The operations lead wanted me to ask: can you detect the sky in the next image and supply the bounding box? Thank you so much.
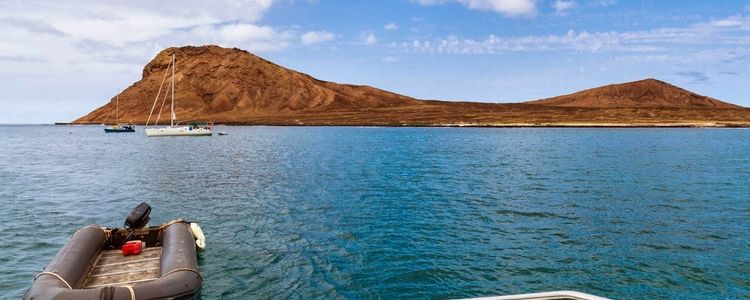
[1,0,749,123]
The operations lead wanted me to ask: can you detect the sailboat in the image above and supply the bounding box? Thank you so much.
[104,91,135,133]
[145,53,212,137]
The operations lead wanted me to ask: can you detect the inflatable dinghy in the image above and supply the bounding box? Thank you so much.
[24,202,205,300]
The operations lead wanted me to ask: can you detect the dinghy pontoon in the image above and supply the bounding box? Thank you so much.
[24,203,205,300]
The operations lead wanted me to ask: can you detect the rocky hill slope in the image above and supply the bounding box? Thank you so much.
[75,45,418,124]
[74,45,749,127]
[526,79,739,108]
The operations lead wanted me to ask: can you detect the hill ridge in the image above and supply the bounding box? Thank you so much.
[73,45,749,126]
[75,45,419,124]
[526,78,739,109]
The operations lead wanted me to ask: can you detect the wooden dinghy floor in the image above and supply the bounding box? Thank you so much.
[83,247,163,288]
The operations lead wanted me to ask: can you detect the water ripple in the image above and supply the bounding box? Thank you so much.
[1,126,749,299]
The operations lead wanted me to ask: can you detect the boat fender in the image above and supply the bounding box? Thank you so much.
[189,222,206,251]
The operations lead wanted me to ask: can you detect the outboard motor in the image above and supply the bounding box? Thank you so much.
[125,202,151,229]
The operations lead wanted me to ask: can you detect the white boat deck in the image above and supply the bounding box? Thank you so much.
[145,127,212,136]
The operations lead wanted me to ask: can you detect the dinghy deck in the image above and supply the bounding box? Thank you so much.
[83,247,162,288]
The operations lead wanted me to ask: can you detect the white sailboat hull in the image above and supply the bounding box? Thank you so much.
[144,54,212,137]
[145,127,212,137]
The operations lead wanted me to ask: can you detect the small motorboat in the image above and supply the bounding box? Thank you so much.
[104,91,136,133]
[104,124,136,133]
[217,131,227,136]
[24,202,205,300]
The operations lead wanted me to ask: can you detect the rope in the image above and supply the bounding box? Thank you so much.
[159,268,202,281]
[71,226,109,248]
[124,285,136,300]
[146,58,173,126]
[154,82,171,127]
[78,225,105,232]
[162,219,185,229]
[35,272,72,289]
[73,225,105,238]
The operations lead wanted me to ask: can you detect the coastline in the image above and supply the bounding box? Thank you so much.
[64,121,750,128]
[69,46,750,132]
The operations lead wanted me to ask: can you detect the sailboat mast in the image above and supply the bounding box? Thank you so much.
[171,53,175,127]
[116,90,119,123]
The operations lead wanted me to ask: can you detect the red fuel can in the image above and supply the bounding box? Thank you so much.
[122,240,144,256]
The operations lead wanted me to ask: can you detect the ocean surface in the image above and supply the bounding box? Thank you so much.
[1,125,748,299]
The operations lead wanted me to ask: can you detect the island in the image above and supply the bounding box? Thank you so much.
[74,45,750,127]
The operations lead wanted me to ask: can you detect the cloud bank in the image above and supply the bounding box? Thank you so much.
[301,31,335,45]
[553,0,576,14]
[414,0,537,17]
[0,0,288,74]
[394,15,750,54]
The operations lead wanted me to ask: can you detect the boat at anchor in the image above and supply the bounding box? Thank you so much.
[104,91,135,133]
[23,202,205,300]
[144,53,211,137]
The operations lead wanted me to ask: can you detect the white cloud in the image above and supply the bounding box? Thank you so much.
[301,30,335,45]
[391,16,750,54]
[382,56,400,63]
[414,0,537,17]
[594,0,617,7]
[709,17,743,27]
[399,31,637,54]
[553,0,576,14]
[394,15,750,54]
[364,33,378,45]
[0,0,288,75]
[186,24,293,51]
[384,23,399,30]
[675,71,709,82]
[6,0,274,45]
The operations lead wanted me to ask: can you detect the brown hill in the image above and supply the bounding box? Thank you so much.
[75,45,419,124]
[74,45,750,127]
[526,78,740,108]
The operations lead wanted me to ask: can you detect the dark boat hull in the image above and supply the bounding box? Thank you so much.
[104,127,135,133]
[24,221,202,300]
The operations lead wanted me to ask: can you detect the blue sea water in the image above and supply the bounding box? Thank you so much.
[0,125,749,299]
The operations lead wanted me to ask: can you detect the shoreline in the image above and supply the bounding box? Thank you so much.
[60,122,750,128]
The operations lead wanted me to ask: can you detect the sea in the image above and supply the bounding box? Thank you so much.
[1,125,748,299]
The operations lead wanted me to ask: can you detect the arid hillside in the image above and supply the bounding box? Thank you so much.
[526,78,739,109]
[75,45,419,124]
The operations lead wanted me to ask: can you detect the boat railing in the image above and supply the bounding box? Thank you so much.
[458,290,610,300]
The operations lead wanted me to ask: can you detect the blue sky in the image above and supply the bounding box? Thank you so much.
[1,0,749,123]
